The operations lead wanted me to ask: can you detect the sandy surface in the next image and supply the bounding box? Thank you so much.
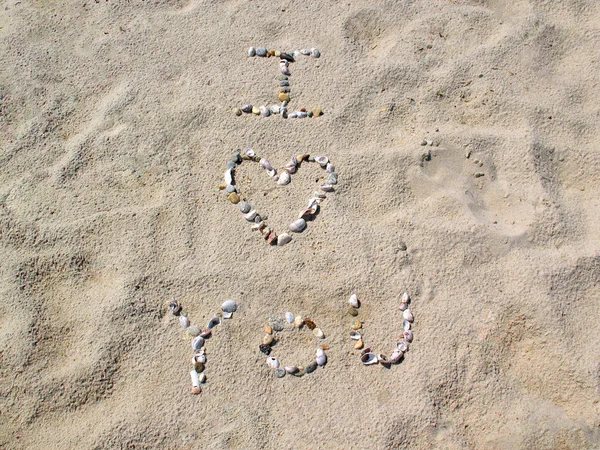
[1,0,600,448]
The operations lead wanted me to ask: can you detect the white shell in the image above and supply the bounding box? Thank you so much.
[313,328,324,338]
[403,309,414,322]
[403,320,411,331]
[361,352,378,365]
[222,300,238,313]
[294,316,304,328]
[289,218,306,232]
[397,341,409,352]
[267,356,280,369]
[288,112,298,119]
[284,366,299,374]
[269,105,280,114]
[191,336,204,351]
[280,66,291,76]
[349,294,359,308]
[349,331,362,340]
[277,233,292,246]
[315,348,327,366]
[404,330,413,343]
[399,303,408,311]
[389,349,404,364]
[285,312,295,323]
[223,311,233,319]
[266,169,276,177]
[245,148,255,157]
[260,158,273,171]
[179,316,190,329]
[401,292,410,303]
[224,169,233,185]
[326,163,335,173]
[278,171,291,185]
[193,354,206,364]
[315,156,329,167]
[244,210,257,221]
[377,354,388,364]
[190,370,200,388]
[260,105,270,117]
[320,184,334,192]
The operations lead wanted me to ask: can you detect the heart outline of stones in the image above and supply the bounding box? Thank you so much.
[223,148,339,246]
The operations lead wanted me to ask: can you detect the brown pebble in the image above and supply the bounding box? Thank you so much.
[219,184,226,190]
[266,231,278,245]
[263,334,274,345]
[234,108,242,116]
[312,108,323,117]
[321,344,330,350]
[297,154,310,162]
[347,307,359,317]
[354,340,364,350]
[265,325,273,334]
[278,92,290,102]
[304,318,317,330]
[352,319,362,330]
[191,386,202,395]
[228,192,240,204]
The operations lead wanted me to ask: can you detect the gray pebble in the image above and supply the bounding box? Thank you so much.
[239,202,251,213]
[308,156,315,162]
[226,161,237,170]
[305,361,318,374]
[187,326,201,337]
[241,104,253,113]
[234,108,242,116]
[254,215,262,223]
[261,214,268,221]
[279,86,290,93]
[248,47,256,57]
[269,316,285,332]
[275,368,286,378]
[398,241,408,251]
[307,111,313,118]
[326,173,338,185]
[280,80,290,87]
[256,47,267,57]
[421,140,428,146]
[226,184,236,193]
[276,75,288,81]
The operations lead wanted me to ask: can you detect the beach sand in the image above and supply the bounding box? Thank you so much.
[1,0,599,448]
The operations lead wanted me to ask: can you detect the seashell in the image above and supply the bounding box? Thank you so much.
[320,184,334,192]
[403,309,414,323]
[169,298,182,316]
[314,192,326,199]
[190,370,200,388]
[289,218,306,232]
[311,48,320,58]
[266,231,278,245]
[294,316,304,328]
[267,169,276,177]
[244,210,257,221]
[260,106,270,117]
[245,148,255,158]
[288,111,298,119]
[403,320,411,331]
[275,368,286,378]
[256,47,267,57]
[270,105,280,114]
[193,353,206,363]
[399,302,408,311]
[280,108,288,118]
[259,158,273,171]
[261,226,271,236]
[300,49,311,55]
[198,372,206,383]
[354,339,364,350]
[280,65,291,76]
[278,171,291,185]
[389,349,404,364]
[191,386,201,395]
[207,316,221,329]
[315,348,327,366]
[222,300,238,313]
[304,318,317,330]
[296,111,307,118]
[222,311,233,319]
[313,328,324,338]
[277,233,292,246]
[349,294,360,308]
[179,316,190,329]
[224,169,233,185]
[401,292,410,303]
[403,330,413,343]
[239,202,251,214]
[361,347,372,355]
[377,354,389,364]
[187,326,201,337]
[293,50,301,57]
[284,366,299,374]
[241,104,253,113]
[267,356,280,369]
[280,59,289,67]
[350,330,362,340]
[361,352,378,365]
[397,341,409,352]
[199,329,211,338]
[293,367,306,377]
[259,344,271,355]
[314,156,329,167]
[252,221,265,231]
[248,47,256,57]
[285,312,295,323]
[191,336,204,351]
[284,163,297,174]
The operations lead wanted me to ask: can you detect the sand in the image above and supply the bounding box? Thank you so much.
[1,0,599,448]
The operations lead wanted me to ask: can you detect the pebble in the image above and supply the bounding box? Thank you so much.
[226,184,236,193]
[326,173,338,185]
[475,172,485,178]
[303,318,317,330]
[352,319,362,330]
[263,334,274,345]
[347,307,359,317]
[312,108,323,117]
[354,340,364,350]
[305,361,318,374]
[313,328,324,338]
[222,300,238,313]
[241,104,253,113]
[252,106,260,115]
[280,80,289,87]
[234,108,242,116]
[239,202,251,213]
[226,161,237,170]
[278,92,290,102]
[279,86,291,93]
[276,74,288,81]
[228,193,240,204]
[187,326,201,337]
[260,106,270,117]
[256,47,267,57]
[207,316,221,329]
[248,47,255,57]
[311,48,320,58]
[259,344,271,355]
[275,368,286,378]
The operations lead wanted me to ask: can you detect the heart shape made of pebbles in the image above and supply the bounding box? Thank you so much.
[223,148,338,246]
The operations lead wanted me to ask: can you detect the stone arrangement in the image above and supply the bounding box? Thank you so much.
[234,47,323,119]
[222,148,338,246]
[169,298,238,395]
[347,292,414,367]
[260,311,328,378]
